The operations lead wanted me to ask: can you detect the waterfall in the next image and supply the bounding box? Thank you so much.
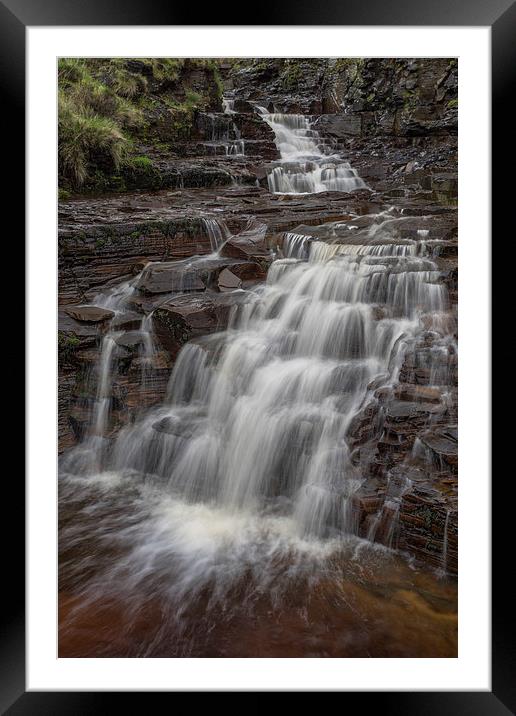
[92,333,120,436]
[283,232,313,259]
[225,139,245,157]
[201,216,266,256]
[366,471,413,548]
[256,107,367,195]
[140,312,157,391]
[58,73,458,657]
[60,216,268,456]
[202,216,232,253]
[59,204,457,644]
[202,98,246,157]
[222,96,236,114]
[103,225,447,549]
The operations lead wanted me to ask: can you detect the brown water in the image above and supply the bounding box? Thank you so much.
[58,472,457,658]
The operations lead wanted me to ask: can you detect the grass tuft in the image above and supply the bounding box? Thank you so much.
[58,89,127,187]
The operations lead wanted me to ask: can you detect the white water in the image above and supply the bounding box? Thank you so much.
[93,333,120,435]
[61,218,265,452]
[366,471,413,548]
[222,96,236,114]
[202,216,232,253]
[106,225,446,544]
[203,100,245,157]
[256,107,367,194]
[60,207,455,615]
[202,216,267,256]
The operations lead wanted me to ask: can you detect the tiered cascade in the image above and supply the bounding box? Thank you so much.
[256,108,366,194]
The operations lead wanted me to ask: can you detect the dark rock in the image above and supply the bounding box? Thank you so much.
[137,264,206,294]
[110,311,143,331]
[153,292,253,357]
[419,428,458,468]
[385,400,443,421]
[313,114,362,138]
[228,261,267,283]
[114,331,146,349]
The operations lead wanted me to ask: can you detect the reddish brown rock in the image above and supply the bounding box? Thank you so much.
[153,292,253,358]
[64,306,114,323]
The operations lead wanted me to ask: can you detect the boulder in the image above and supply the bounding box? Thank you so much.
[153,292,254,357]
[313,114,362,139]
[222,239,269,260]
[64,306,114,323]
[419,428,458,469]
[114,331,147,349]
[110,311,143,331]
[136,264,206,294]
[218,268,242,292]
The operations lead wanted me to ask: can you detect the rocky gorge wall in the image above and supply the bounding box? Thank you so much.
[58,57,458,574]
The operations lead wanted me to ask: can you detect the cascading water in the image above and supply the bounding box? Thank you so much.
[60,208,457,656]
[202,98,245,157]
[202,216,232,253]
[57,63,458,656]
[256,107,366,194]
[222,96,236,114]
[66,215,448,550]
[60,216,266,458]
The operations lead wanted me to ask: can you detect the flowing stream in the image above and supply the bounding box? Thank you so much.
[59,106,457,657]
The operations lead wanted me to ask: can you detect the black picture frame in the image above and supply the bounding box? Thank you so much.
[6,0,512,708]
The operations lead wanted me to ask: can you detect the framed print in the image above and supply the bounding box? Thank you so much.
[6,0,511,708]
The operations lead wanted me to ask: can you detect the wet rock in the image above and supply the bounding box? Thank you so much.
[385,400,444,421]
[115,351,172,413]
[218,268,242,292]
[114,331,146,349]
[153,292,253,357]
[152,415,194,438]
[64,306,114,323]
[136,264,206,294]
[135,258,265,295]
[424,173,458,202]
[313,114,362,138]
[419,428,458,468]
[58,368,79,452]
[228,261,267,283]
[222,238,269,260]
[398,491,457,574]
[110,311,143,331]
[59,216,212,304]
[395,384,443,404]
[352,485,383,515]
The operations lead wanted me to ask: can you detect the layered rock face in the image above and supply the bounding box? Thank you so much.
[58,57,457,575]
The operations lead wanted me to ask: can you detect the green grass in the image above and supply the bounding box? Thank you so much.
[184,89,204,109]
[58,89,128,187]
[58,60,144,188]
[58,58,221,191]
[143,58,184,82]
[58,331,81,364]
[128,155,154,170]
